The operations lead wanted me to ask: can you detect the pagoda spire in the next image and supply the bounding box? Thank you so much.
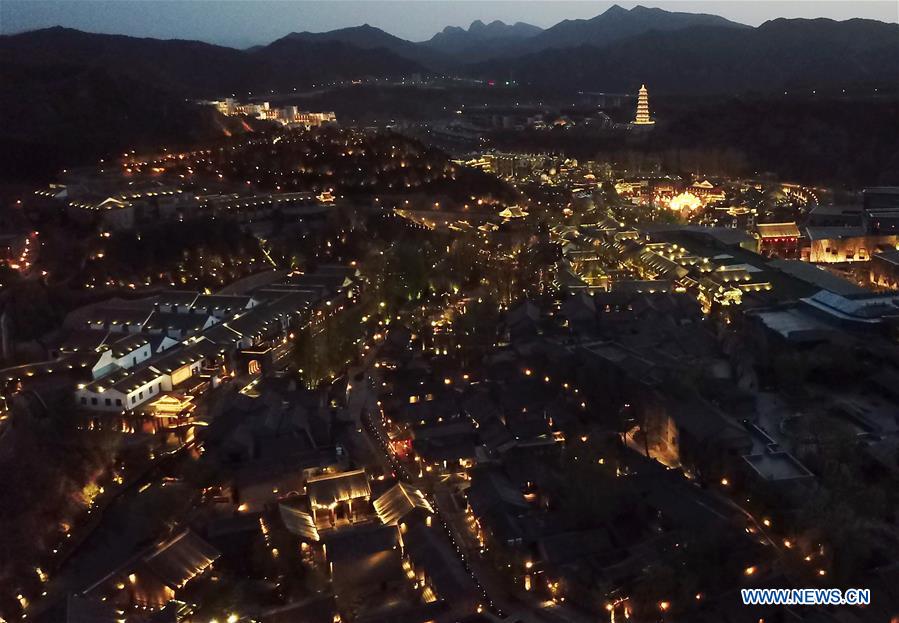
[634,84,655,126]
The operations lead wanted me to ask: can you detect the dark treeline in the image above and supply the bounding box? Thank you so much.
[489,95,899,189]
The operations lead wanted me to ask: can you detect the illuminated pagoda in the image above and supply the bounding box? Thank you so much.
[634,84,655,126]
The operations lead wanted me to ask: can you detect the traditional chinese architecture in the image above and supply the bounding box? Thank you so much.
[756,222,802,258]
[306,469,372,529]
[633,84,655,126]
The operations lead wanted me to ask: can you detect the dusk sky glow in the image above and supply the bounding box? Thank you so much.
[2,0,897,48]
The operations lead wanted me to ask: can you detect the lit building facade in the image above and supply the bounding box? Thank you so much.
[755,222,801,259]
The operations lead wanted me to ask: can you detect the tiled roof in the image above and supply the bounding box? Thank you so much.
[306,469,370,508]
[142,529,220,589]
[373,482,433,525]
[756,222,800,239]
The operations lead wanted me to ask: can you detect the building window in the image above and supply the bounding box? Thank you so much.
[131,396,136,405]
[116,399,122,406]
[80,397,87,405]
[91,397,98,405]
[138,391,143,399]
[105,398,111,406]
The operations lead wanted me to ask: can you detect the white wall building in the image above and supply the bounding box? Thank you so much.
[90,335,153,380]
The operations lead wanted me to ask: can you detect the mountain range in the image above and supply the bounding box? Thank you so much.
[472,16,899,93]
[421,4,746,62]
[255,5,750,67]
[0,6,899,97]
[3,5,897,96]
[2,4,898,181]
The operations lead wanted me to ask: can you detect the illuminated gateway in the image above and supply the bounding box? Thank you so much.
[634,84,655,126]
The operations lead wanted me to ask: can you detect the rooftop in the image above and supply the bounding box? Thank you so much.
[874,249,899,267]
[306,469,371,508]
[749,307,837,342]
[767,259,868,297]
[144,311,214,332]
[744,452,814,482]
[142,529,220,589]
[756,222,800,239]
[805,226,867,240]
[192,293,255,311]
[280,500,320,541]
[321,522,400,562]
[373,482,433,525]
[108,333,151,358]
[802,290,899,323]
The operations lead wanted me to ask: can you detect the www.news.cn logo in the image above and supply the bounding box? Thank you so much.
[742,588,870,606]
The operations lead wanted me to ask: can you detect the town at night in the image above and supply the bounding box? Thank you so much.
[2,2,899,622]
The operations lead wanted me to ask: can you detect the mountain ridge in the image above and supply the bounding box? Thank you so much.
[3,10,898,183]
[272,24,450,69]
[5,10,898,95]
[523,3,748,53]
[469,19,899,94]
[418,4,749,62]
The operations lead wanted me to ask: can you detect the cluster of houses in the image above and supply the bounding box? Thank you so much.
[360,296,766,619]
[608,177,899,274]
[557,218,899,325]
[615,177,727,207]
[756,196,899,264]
[210,98,336,128]
[67,365,484,623]
[2,265,358,436]
[34,169,337,232]
[364,235,899,621]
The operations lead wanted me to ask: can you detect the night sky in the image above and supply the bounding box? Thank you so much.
[2,0,897,48]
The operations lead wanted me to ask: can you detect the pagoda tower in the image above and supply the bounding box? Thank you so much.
[634,84,655,126]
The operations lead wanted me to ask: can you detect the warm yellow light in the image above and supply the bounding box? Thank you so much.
[666,191,702,212]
